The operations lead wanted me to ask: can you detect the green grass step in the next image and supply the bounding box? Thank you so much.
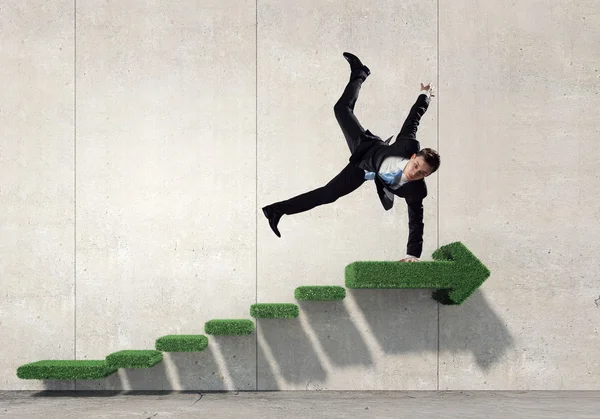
[344,241,491,305]
[105,350,163,369]
[294,286,346,301]
[250,303,299,318]
[16,360,118,380]
[204,319,255,335]
[155,335,209,352]
[345,261,439,288]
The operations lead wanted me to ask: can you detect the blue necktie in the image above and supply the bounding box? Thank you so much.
[365,169,402,184]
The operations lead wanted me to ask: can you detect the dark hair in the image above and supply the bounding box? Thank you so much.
[417,148,440,173]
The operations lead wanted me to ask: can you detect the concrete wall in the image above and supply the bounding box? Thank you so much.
[1,0,599,391]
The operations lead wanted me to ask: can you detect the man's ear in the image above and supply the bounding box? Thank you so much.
[410,153,416,159]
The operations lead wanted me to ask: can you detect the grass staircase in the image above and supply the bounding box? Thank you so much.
[17,241,490,380]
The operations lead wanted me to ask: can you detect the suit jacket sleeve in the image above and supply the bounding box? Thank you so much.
[405,195,424,258]
[398,93,430,139]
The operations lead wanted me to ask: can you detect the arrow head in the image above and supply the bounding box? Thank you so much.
[431,241,491,305]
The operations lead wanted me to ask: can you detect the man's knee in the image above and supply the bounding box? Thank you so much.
[333,102,345,112]
[334,102,350,117]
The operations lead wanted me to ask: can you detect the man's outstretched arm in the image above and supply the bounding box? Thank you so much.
[399,196,424,262]
[397,83,435,140]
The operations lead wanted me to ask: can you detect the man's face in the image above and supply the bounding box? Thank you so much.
[405,154,433,181]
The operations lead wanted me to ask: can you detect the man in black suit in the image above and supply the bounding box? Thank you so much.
[262,52,440,262]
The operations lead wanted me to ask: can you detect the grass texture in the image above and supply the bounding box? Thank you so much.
[105,350,163,369]
[155,335,209,352]
[345,241,490,305]
[250,303,299,318]
[16,360,117,380]
[294,285,346,301]
[204,319,255,335]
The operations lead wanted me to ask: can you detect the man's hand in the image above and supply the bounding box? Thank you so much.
[420,82,435,97]
[398,256,420,262]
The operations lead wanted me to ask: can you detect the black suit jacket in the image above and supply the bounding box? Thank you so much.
[348,93,430,257]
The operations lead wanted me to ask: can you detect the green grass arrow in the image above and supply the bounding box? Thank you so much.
[345,241,490,305]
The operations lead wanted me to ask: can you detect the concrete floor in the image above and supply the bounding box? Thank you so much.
[2,391,600,418]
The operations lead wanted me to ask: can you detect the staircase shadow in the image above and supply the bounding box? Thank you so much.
[38,360,170,394]
[77,359,171,391]
[350,288,514,370]
[438,290,516,369]
[40,379,78,392]
[35,287,511,392]
[40,366,128,393]
[38,336,256,393]
[257,336,279,390]
[172,336,255,390]
[298,300,373,367]
[258,318,326,386]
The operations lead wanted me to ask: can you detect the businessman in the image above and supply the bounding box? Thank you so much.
[262,52,440,262]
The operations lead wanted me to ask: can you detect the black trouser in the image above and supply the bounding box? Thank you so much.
[273,75,369,215]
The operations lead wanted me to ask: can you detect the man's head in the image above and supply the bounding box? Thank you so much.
[404,148,440,181]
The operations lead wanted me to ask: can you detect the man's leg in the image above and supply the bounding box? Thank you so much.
[277,69,370,215]
[275,163,365,214]
[263,163,366,236]
[334,61,371,154]
[262,53,371,237]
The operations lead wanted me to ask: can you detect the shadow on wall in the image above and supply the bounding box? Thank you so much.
[258,317,327,387]
[39,336,258,393]
[298,300,374,368]
[438,290,515,369]
[257,336,279,390]
[350,288,514,369]
[257,300,374,389]
[36,287,512,393]
[173,336,256,391]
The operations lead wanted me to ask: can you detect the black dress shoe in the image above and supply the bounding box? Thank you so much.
[262,205,282,238]
[343,52,371,77]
